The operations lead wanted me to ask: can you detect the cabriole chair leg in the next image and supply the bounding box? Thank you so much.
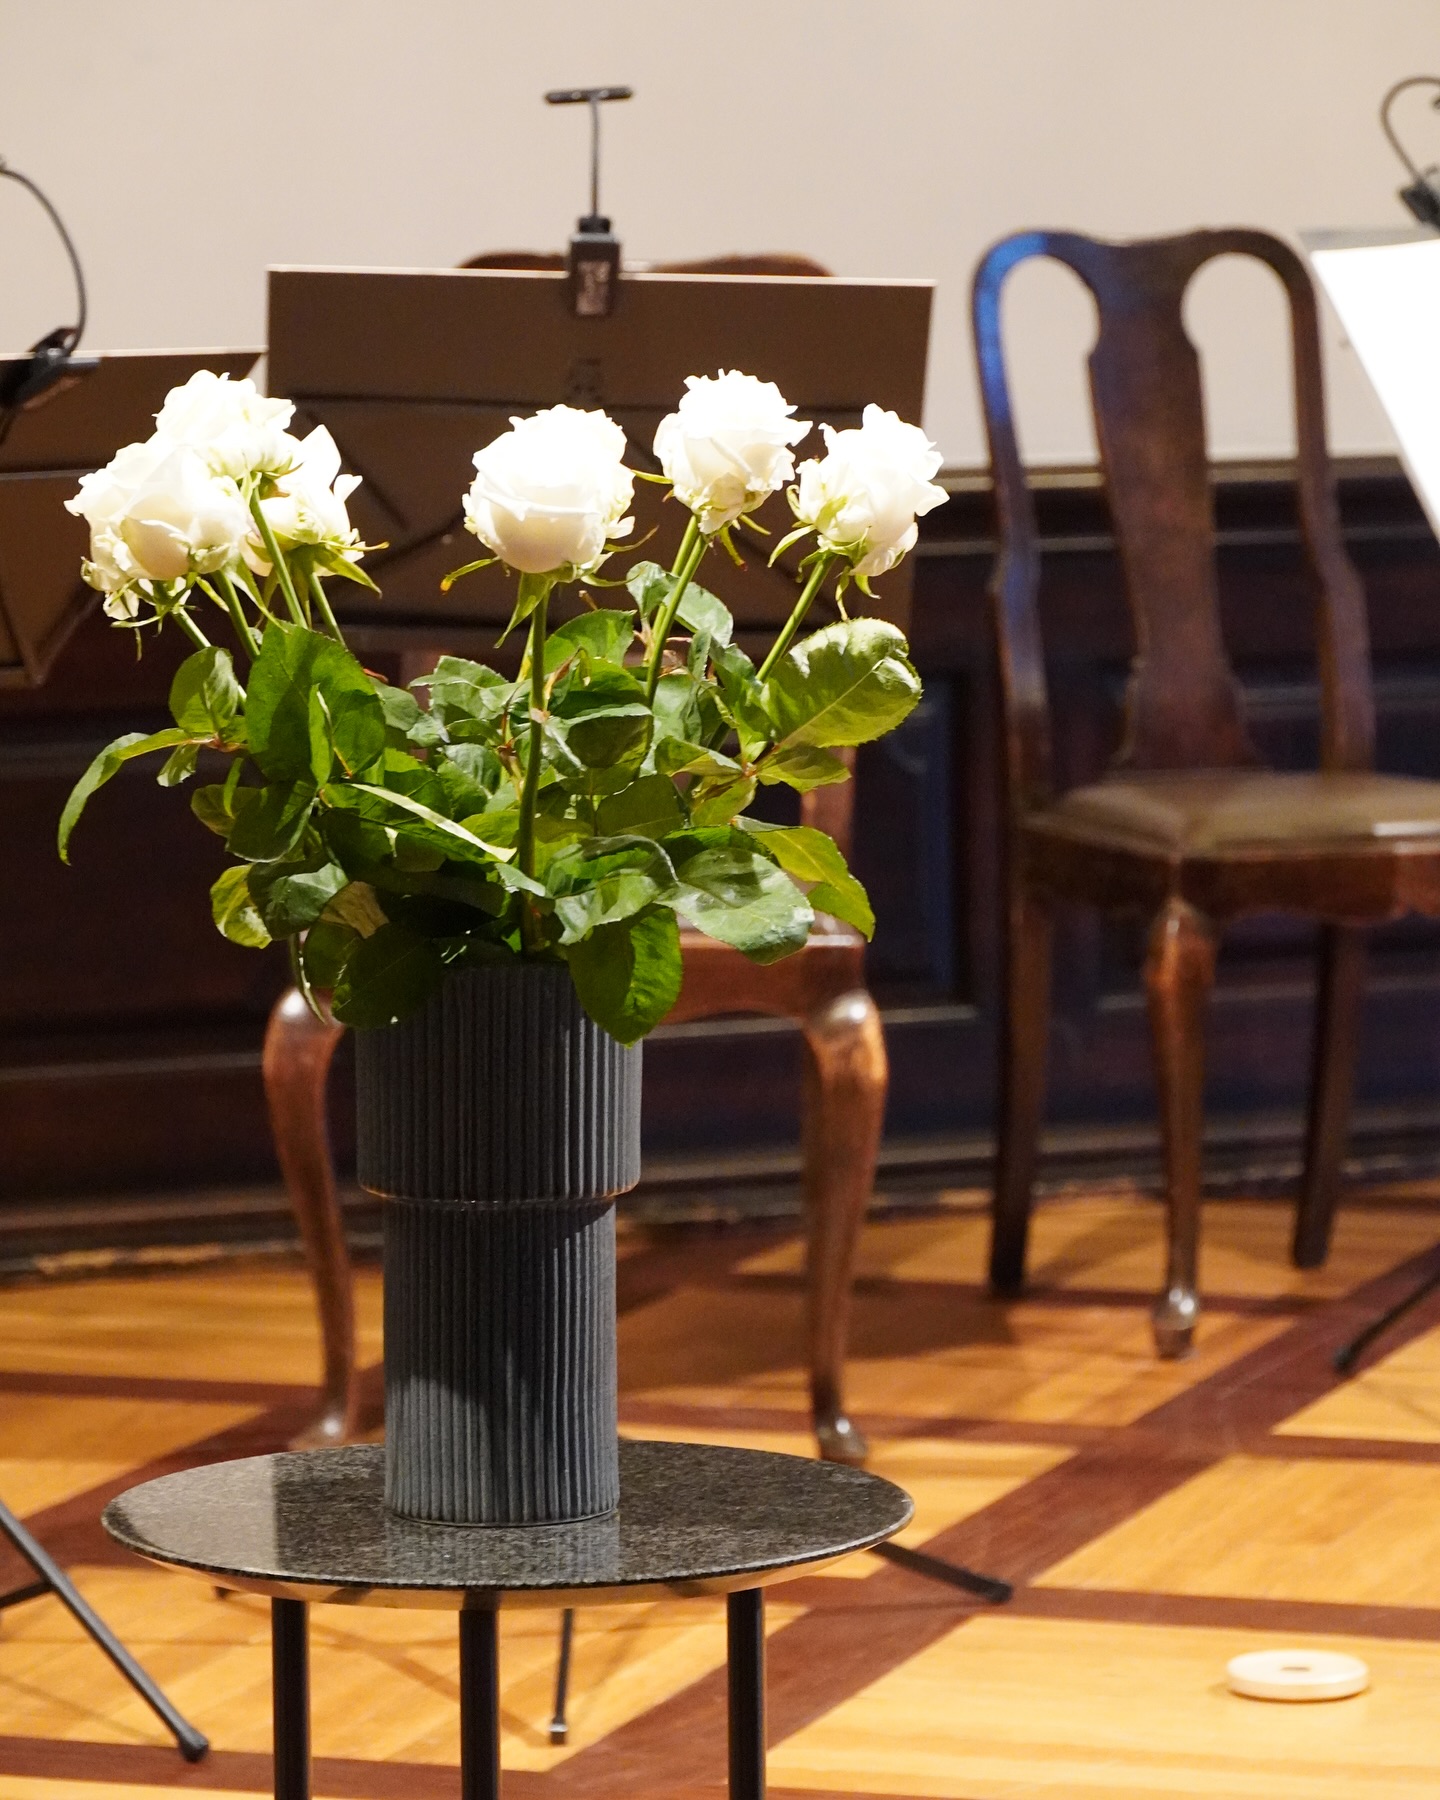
[990,886,1053,1295]
[1144,899,1216,1359]
[801,988,887,1466]
[264,987,358,1447]
[1294,924,1366,1269]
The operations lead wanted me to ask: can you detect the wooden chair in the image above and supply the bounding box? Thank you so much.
[269,249,884,1463]
[973,227,1440,1355]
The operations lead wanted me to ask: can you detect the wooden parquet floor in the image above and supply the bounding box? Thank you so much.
[2,1187,1440,1796]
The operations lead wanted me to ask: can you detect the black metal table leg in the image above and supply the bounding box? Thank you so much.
[271,1598,309,1800]
[0,1496,208,1761]
[549,1606,575,1744]
[460,1608,501,1800]
[727,1589,765,1800]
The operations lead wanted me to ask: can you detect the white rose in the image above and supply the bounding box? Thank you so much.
[104,443,250,583]
[255,425,362,561]
[792,405,947,580]
[654,370,811,535]
[463,405,634,576]
[154,369,298,481]
[68,436,166,605]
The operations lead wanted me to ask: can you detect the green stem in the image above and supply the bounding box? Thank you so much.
[214,570,260,659]
[643,518,706,702]
[248,495,305,626]
[172,605,212,651]
[307,567,344,643]
[757,553,839,682]
[516,581,553,954]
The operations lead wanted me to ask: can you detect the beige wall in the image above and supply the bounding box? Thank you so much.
[0,0,1434,467]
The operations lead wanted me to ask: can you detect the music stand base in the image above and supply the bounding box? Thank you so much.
[1334,1264,1440,1376]
[0,1496,207,1761]
[868,1539,1014,1602]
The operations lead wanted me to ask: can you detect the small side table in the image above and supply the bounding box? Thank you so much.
[103,1440,912,1800]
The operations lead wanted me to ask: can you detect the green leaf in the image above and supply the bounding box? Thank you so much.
[245,622,386,781]
[688,774,756,827]
[712,642,772,754]
[742,823,874,937]
[169,647,243,739]
[338,782,517,864]
[565,908,683,1045]
[250,854,350,936]
[299,917,359,989]
[331,922,446,1029]
[497,570,554,646]
[324,880,388,936]
[762,618,921,749]
[544,609,636,673]
[58,728,191,861]
[626,560,672,619]
[676,582,733,649]
[547,838,677,945]
[228,779,317,862]
[435,743,502,815]
[157,742,201,787]
[415,656,513,728]
[653,738,742,781]
[560,703,652,771]
[595,772,685,838]
[672,839,813,963]
[192,782,236,836]
[210,865,271,948]
[374,681,447,748]
[755,742,852,791]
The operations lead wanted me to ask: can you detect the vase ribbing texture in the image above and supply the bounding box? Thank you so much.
[356,964,641,1525]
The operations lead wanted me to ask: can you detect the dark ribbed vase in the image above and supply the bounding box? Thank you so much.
[356,962,641,1526]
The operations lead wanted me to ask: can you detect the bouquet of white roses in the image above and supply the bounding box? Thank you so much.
[59,367,944,1044]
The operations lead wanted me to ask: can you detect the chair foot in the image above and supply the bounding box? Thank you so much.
[815,1411,869,1466]
[1152,1285,1198,1359]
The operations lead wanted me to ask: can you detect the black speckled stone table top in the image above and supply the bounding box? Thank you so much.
[102,1441,913,1609]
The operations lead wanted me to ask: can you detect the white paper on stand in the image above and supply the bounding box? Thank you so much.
[1305,231,1440,541]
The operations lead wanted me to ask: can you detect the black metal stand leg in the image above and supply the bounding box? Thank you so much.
[0,1496,208,1762]
[460,1608,501,1800]
[868,1539,1013,1603]
[548,1607,575,1745]
[727,1589,765,1800]
[271,1598,309,1800]
[1335,1264,1440,1375]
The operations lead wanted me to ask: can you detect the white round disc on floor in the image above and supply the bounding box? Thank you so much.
[1226,1649,1369,1701]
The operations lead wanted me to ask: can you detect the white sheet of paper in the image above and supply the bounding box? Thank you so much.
[1308,234,1440,540]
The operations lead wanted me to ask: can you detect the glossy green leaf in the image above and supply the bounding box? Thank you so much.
[228,779,317,862]
[416,656,514,728]
[548,838,677,944]
[687,774,756,827]
[339,782,515,862]
[595,772,685,839]
[374,681,446,748]
[653,738,742,782]
[672,840,812,963]
[543,609,636,673]
[762,619,921,748]
[210,864,271,948]
[331,922,446,1029]
[755,742,852,790]
[299,917,359,989]
[742,823,874,937]
[250,854,350,936]
[58,728,191,861]
[169,647,243,739]
[157,742,201,788]
[560,703,652,771]
[565,908,683,1045]
[245,622,386,781]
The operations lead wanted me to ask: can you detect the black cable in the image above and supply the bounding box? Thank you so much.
[0,159,87,353]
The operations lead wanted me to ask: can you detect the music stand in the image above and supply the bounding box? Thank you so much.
[0,342,258,1761]
[265,264,934,654]
[1302,229,1440,1372]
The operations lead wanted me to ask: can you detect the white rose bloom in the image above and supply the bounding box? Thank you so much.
[792,405,947,580]
[67,436,168,611]
[464,406,634,576]
[154,370,298,481]
[654,370,811,535]
[94,443,251,584]
[255,425,362,560]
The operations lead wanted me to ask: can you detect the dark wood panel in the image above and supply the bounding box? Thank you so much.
[1,456,1439,1225]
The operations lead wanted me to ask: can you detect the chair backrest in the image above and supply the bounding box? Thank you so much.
[971,229,1374,817]
[456,248,850,850]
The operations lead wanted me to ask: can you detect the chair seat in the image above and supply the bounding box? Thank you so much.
[1036,770,1440,856]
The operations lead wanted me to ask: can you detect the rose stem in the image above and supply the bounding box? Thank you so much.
[173,605,213,652]
[307,568,344,644]
[215,570,260,659]
[643,517,707,703]
[516,579,552,954]
[757,552,839,681]
[247,496,306,627]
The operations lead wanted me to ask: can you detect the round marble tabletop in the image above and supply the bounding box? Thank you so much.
[102,1440,913,1610]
